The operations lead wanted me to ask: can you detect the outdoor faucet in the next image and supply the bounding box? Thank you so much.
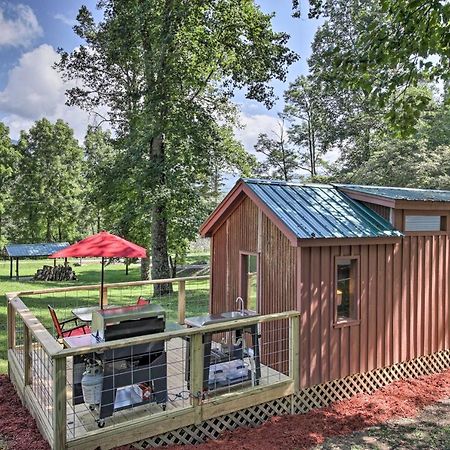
[236,296,245,315]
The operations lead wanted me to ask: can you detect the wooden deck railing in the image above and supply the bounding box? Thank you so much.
[6,277,300,450]
[16,274,210,325]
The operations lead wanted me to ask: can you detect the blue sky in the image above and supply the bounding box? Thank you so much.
[0,1,321,148]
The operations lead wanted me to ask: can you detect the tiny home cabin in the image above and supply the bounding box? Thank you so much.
[200,179,450,389]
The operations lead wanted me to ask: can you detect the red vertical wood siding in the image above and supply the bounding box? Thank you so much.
[360,201,391,221]
[298,234,450,388]
[209,194,450,389]
[209,197,296,374]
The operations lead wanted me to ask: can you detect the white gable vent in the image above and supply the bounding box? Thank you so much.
[404,215,442,232]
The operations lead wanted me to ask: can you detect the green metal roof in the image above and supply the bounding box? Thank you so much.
[336,184,450,202]
[243,179,402,239]
[5,242,70,258]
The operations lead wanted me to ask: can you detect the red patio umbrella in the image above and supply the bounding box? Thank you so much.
[49,231,147,308]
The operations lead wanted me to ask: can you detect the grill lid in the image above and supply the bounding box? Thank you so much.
[93,303,165,325]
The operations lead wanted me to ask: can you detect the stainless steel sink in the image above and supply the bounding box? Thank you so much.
[221,311,248,319]
[185,310,258,327]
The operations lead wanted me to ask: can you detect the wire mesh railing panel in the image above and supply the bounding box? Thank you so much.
[184,279,209,318]
[200,318,291,403]
[22,290,101,337]
[65,336,190,440]
[30,337,54,428]
[22,277,210,336]
[13,309,25,371]
[259,318,290,378]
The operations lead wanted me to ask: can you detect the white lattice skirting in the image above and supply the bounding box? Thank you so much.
[133,349,450,448]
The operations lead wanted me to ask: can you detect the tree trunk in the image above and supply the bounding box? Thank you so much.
[139,0,174,295]
[150,134,172,296]
[169,255,177,278]
[140,256,150,280]
[46,218,51,241]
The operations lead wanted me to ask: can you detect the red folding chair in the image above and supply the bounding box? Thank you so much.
[48,305,90,338]
[136,296,150,306]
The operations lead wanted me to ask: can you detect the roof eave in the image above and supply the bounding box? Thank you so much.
[297,235,403,247]
[199,179,246,237]
[336,187,397,208]
[200,179,299,245]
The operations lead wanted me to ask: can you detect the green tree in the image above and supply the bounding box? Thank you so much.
[346,95,450,188]
[82,126,116,234]
[294,0,450,132]
[283,76,333,177]
[13,119,84,242]
[57,0,296,290]
[0,123,19,248]
[254,119,300,181]
[305,1,390,175]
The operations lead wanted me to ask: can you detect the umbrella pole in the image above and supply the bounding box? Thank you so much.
[101,257,105,309]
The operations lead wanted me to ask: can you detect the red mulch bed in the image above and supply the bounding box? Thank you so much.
[0,375,49,450]
[1,370,450,450]
[167,368,450,450]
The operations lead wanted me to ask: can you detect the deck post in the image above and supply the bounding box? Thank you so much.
[24,324,32,385]
[178,280,186,325]
[7,298,15,378]
[100,287,108,306]
[7,299,15,351]
[52,356,67,449]
[289,314,300,392]
[189,332,204,424]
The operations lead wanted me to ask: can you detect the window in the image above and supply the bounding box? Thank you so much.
[404,215,445,232]
[240,253,258,312]
[335,257,359,325]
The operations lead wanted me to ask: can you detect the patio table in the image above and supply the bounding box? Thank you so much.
[72,305,118,323]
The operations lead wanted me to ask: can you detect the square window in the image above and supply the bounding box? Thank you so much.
[335,257,359,325]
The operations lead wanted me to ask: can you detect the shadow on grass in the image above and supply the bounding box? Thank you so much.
[318,403,450,449]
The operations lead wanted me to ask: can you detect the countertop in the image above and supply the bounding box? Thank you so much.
[185,310,258,328]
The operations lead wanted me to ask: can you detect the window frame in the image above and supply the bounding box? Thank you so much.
[333,255,361,328]
[239,251,259,313]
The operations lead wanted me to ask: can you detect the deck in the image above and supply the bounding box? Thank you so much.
[65,338,289,439]
[6,282,299,450]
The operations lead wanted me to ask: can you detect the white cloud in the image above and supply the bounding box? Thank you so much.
[0,44,64,118]
[0,3,43,48]
[234,112,280,155]
[235,110,341,176]
[54,13,76,27]
[0,44,92,142]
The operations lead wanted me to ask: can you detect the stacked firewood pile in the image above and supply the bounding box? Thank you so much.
[33,265,77,281]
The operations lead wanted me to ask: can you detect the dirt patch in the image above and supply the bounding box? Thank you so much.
[167,369,450,450]
[0,375,49,450]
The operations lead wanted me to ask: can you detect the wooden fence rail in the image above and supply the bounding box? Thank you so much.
[6,277,300,450]
[14,274,210,326]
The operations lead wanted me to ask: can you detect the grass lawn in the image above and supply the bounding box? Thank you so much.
[0,254,210,374]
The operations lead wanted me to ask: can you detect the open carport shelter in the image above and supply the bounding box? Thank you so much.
[5,242,69,279]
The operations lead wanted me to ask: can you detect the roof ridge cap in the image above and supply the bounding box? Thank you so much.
[335,183,450,193]
[241,178,333,188]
